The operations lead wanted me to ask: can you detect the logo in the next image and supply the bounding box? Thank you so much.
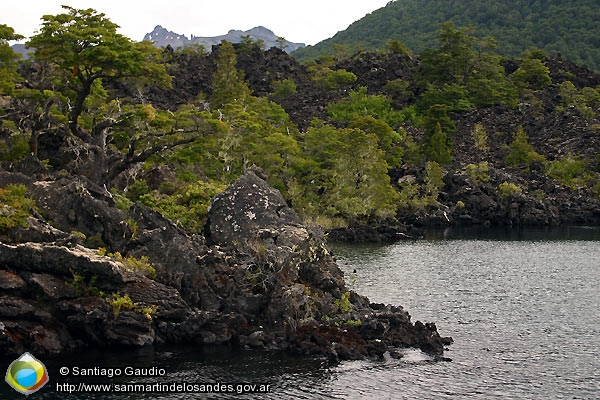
[5,352,49,395]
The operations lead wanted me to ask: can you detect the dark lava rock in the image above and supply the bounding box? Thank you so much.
[0,168,451,360]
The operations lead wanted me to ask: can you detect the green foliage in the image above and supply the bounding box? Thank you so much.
[291,0,600,73]
[308,61,357,90]
[417,83,474,112]
[211,40,252,108]
[415,23,518,110]
[465,161,490,184]
[0,184,35,231]
[424,161,444,200]
[505,126,545,167]
[472,123,490,152]
[498,181,522,198]
[334,291,352,313]
[424,122,453,165]
[139,180,226,233]
[0,24,24,95]
[27,6,171,135]
[327,86,407,127]
[108,293,136,317]
[107,293,158,321]
[348,116,404,168]
[510,58,551,90]
[558,81,599,120]
[126,180,150,202]
[383,78,412,106]
[271,79,297,100]
[546,154,590,188]
[0,129,29,162]
[99,248,156,279]
[66,271,101,297]
[385,39,411,56]
[295,124,398,221]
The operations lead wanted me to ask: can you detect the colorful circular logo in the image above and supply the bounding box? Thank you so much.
[5,352,49,395]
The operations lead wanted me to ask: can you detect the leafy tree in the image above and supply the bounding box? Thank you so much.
[348,116,403,168]
[27,6,171,138]
[510,58,551,90]
[420,104,455,164]
[211,40,252,109]
[424,161,444,200]
[416,22,477,88]
[505,125,545,167]
[385,39,412,56]
[296,123,397,220]
[327,86,406,127]
[0,24,24,95]
[416,22,517,110]
[425,122,453,165]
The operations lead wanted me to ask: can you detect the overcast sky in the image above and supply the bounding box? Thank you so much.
[2,0,391,45]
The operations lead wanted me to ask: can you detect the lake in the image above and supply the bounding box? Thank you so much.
[3,226,599,399]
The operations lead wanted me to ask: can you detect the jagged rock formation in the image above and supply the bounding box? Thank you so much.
[0,165,451,360]
[144,25,305,53]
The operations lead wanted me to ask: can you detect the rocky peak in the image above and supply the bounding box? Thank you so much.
[144,25,305,53]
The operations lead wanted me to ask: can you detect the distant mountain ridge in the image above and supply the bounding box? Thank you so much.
[144,25,305,53]
[291,0,600,72]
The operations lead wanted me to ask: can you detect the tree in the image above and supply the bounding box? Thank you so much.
[27,6,171,138]
[0,24,24,95]
[211,41,252,109]
[505,125,545,167]
[298,124,398,220]
[510,58,551,90]
[415,23,517,110]
[425,122,453,165]
[420,104,455,165]
[415,22,476,88]
[348,116,403,168]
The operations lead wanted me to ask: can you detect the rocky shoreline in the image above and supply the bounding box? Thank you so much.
[0,166,452,361]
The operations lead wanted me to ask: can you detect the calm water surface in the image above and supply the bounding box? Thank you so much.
[2,227,599,399]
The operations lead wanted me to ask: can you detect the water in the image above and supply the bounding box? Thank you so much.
[2,227,599,399]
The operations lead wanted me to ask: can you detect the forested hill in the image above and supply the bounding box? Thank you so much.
[292,0,600,72]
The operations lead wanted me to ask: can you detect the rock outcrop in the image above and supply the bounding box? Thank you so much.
[0,168,451,360]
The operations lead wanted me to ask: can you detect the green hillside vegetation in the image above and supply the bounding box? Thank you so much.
[292,0,600,72]
[1,7,600,235]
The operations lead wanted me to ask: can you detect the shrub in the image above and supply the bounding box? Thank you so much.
[465,161,490,183]
[498,181,522,198]
[126,180,149,202]
[546,154,589,188]
[424,161,444,200]
[472,123,490,152]
[506,126,545,167]
[99,248,156,279]
[334,291,352,313]
[108,293,136,317]
[271,79,297,100]
[0,184,36,231]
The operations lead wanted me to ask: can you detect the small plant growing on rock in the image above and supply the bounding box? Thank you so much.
[335,291,352,313]
[465,161,490,184]
[98,248,157,279]
[66,271,101,296]
[498,181,522,198]
[0,184,36,231]
[107,293,158,321]
[108,293,136,317]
